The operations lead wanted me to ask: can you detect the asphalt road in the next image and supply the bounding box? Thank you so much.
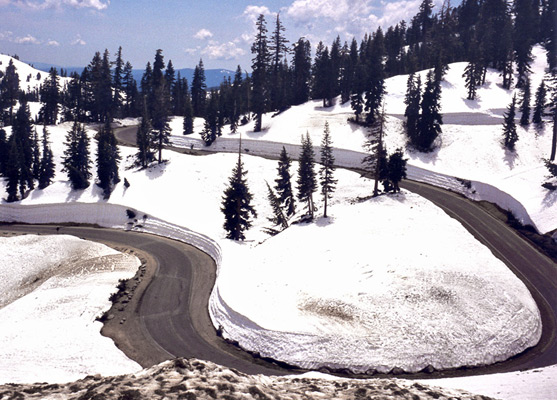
[1,124,555,378]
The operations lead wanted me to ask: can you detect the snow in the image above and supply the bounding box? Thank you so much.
[0,234,141,384]
[0,47,554,396]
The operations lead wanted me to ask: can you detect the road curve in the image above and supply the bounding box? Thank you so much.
[1,126,555,379]
[114,125,557,376]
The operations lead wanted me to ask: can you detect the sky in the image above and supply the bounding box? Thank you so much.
[0,0,448,71]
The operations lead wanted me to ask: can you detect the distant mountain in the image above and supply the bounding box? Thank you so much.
[25,61,238,89]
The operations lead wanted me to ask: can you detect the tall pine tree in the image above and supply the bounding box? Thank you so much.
[532,80,547,125]
[275,146,296,217]
[502,95,518,151]
[96,120,121,198]
[297,132,317,219]
[63,122,91,190]
[38,125,55,189]
[319,122,337,217]
[251,14,270,132]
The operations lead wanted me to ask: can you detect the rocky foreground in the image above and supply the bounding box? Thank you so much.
[0,358,495,400]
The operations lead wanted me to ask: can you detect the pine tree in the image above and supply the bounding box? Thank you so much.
[297,132,318,219]
[11,100,35,195]
[364,28,386,126]
[39,67,59,125]
[312,42,333,107]
[532,80,547,124]
[502,95,518,151]
[415,71,442,152]
[183,81,194,135]
[96,120,121,198]
[513,0,537,87]
[251,14,270,132]
[113,46,125,118]
[0,128,8,176]
[291,38,312,106]
[136,99,154,168]
[221,150,257,241]
[150,49,171,163]
[269,13,289,111]
[0,59,20,123]
[319,122,337,217]
[31,129,40,180]
[265,181,289,234]
[386,148,408,192]
[274,146,296,217]
[5,137,21,202]
[363,108,388,196]
[404,73,421,144]
[62,122,91,190]
[201,89,219,145]
[519,77,531,126]
[191,59,207,117]
[38,125,55,189]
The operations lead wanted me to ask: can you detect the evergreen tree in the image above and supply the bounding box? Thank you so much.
[251,14,271,132]
[140,61,153,101]
[513,0,537,87]
[38,125,55,189]
[362,108,388,196]
[136,99,154,168]
[502,95,518,151]
[0,59,20,123]
[150,49,171,163]
[0,128,8,176]
[5,137,21,202]
[221,150,257,241]
[229,67,244,133]
[113,46,125,118]
[386,148,408,192]
[312,42,334,107]
[183,80,194,135]
[540,0,556,70]
[297,132,317,219]
[274,146,296,217]
[339,38,357,104]
[39,67,59,125]
[319,122,337,217]
[532,80,547,125]
[62,122,91,190]
[191,59,207,117]
[201,89,220,145]
[31,128,40,180]
[11,100,35,195]
[549,73,557,161]
[364,28,386,126]
[291,38,312,106]
[415,71,442,152]
[269,13,289,111]
[265,181,289,234]
[96,120,121,198]
[404,73,421,145]
[519,77,531,126]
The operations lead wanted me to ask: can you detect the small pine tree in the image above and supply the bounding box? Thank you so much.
[319,122,337,217]
[265,181,289,234]
[519,77,531,125]
[404,73,421,145]
[136,100,154,168]
[386,148,408,192]
[221,150,257,241]
[62,122,91,190]
[532,80,547,125]
[38,126,55,189]
[274,146,296,217]
[183,85,194,135]
[297,132,318,219]
[96,120,121,198]
[362,108,388,196]
[502,95,519,151]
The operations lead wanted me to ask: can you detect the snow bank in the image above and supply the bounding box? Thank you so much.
[0,234,141,384]
[209,191,542,374]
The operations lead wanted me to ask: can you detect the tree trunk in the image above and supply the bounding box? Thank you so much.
[323,193,328,218]
[551,111,557,161]
[254,113,262,132]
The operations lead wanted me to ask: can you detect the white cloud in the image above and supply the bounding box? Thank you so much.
[14,34,40,44]
[184,47,199,55]
[71,35,86,45]
[46,39,60,46]
[202,41,246,61]
[194,28,213,40]
[5,0,109,11]
[0,31,14,41]
[243,4,272,23]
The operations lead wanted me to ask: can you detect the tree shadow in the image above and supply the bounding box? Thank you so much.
[503,148,518,169]
[542,187,557,208]
[144,162,168,180]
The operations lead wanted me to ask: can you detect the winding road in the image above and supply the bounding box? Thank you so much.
[2,124,556,379]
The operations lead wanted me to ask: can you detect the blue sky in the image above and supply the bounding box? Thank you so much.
[0,0,447,70]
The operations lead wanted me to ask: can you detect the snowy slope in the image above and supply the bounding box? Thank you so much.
[0,234,141,384]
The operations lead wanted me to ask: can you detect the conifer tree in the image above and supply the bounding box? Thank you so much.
[269,13,289,112]
[113,46,125,118]
[150,49,171,163]
[0,128,8,176]
[319,122,337,217]
[63,122,91,190]
[183,83,194,135]
[201,89,220,145]
[39,67,59,125]
[251,14,271,132]
[532,80,547,125]
[136,99,154,168]
[5,137,21,202]
[363,108,388,196]
[513,0,537,87]
[416,71,442,152]
[265,181,289,234]
[221,149,257,241]
[11,100,35,194]
[502,95,518,151]
[96,120,121,198]
[386,148,408,192]
[32,129,40,180]
[297,132,317,219]
[291,38,312,106]
[350,58,366,123]
[38,125,55,189]
[519,77,531,126]
[364,28,386,126]
[274,146,296,217]
[313,42,333,107]
[0,59,20,123]
[191,59,207,117]
[404,73,421,144]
